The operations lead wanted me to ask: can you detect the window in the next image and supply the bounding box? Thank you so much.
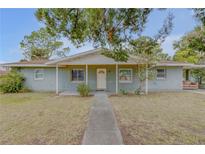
[71,69,85,82]
[157,69,166,79]
[34,69,44,80]
[119,69,132,83]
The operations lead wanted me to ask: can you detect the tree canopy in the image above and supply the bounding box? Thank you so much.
[20,28,69,60]
[35,8,174,62]
[173,26,205,84]
[173,26,205,64]
[193,9,205,26]
[129,36,171,63]
[35,9,152,48]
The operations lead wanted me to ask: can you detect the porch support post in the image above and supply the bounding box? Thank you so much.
[145,64,148,95]
[185,69,190,81]
[86,64,88,85]
[116,63,118,94]
[56,64,59,94]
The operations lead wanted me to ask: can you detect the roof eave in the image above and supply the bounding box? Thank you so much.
[46,48,103,65]
[1,64,55,67]
[183,64,205,69]
[156,64,191,67]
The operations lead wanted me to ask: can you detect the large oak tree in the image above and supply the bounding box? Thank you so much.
[35,9,174,61]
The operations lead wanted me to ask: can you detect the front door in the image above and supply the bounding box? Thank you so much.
[97,68,106,90]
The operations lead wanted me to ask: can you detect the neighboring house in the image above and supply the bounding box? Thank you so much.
[0,66,10,76]
[2,48,204,94]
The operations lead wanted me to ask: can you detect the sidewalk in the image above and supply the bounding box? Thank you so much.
[82,92,123,145]
[184,89,205,95]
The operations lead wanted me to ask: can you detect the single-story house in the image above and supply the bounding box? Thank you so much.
[2,48,205,94]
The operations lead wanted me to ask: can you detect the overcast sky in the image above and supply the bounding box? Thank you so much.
[0,8,199,63]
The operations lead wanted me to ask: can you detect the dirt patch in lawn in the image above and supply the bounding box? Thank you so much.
[0,93,92,144]
[110,92,205,144]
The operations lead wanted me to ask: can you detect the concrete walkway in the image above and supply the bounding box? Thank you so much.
[82,92,123,145]
[184,89,205,95]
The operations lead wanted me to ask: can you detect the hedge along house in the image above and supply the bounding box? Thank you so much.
[3,48,204,94]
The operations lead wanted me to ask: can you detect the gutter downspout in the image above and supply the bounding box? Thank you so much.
[56,64,59,95]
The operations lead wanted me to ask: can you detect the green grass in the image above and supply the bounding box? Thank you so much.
[0,93,92,144]
[110,92,205,144]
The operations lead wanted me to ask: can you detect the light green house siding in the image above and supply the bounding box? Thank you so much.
[18,65,183,93]
[118,65,139,92]
[20,67,56,92]
[149,66,183,91]
[61,65,86,92]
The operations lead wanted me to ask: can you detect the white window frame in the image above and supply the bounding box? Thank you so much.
[71,69,85,83]
[156,68,166,80]
[34,69,44,80]
[119,68,133,83]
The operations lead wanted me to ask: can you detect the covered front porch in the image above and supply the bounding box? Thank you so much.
[59,90,115,96]
[44,49,148,95]
[54,63,148,95]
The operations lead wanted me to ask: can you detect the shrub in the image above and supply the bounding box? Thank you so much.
[19,87,32,93]
[134,89,141,95]
[120,89,128,95]
[134,88,145,95]
[77,83,90,96]
[0,71,24,93]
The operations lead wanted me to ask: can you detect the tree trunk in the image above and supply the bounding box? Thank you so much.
[199,76,202,85]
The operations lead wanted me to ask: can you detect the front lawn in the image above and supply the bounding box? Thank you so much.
[110,92,205,144]
[0,93,92,144]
